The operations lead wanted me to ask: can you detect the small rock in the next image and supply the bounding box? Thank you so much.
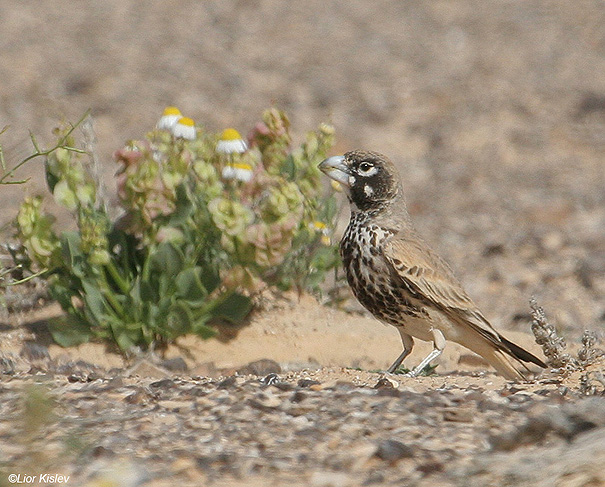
[190,362,221,378]
[247,392,282,411]
[416,460,444,475]
[334,380,357,390]
[0,354,16,375]
[362,472,385,485]
[237,358,282,376]
[374,377,397,389]
[483,243,505,256]
[290,391,307,403]
[310,380,339,391]
[149,378,175,389]
[287,405,316,417]
[310,471,352,487]
[375,387,404,398]
[373,439,414,463]
[84,458,147,487]
[126,360,171,379]
[298,379,320,388]
[56,359,103,377]
[20,342,50,362]
[105,377,124,389]
[443,407,475,423]
[217,376,237,389]
[161,357,188,372]
[158,399,193,411]
[271,381,294,391]
[90,445,114,458]
[260,372,280,386]
[124,388,156,405]
[489,399,605,451]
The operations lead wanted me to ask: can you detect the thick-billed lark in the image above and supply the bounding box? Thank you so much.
[319,150,546,380]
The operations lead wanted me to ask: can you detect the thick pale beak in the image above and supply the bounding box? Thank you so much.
[318,155,350,187]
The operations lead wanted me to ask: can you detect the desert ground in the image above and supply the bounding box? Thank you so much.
[1,1,604,486]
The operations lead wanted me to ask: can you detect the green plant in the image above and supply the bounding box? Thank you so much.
[1,117,89,289]
[14,108,340,352]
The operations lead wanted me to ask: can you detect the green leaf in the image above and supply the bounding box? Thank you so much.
[48,314,93,347]
[149,242,184,277]
[145,302,161,328]
[175,267,207,305]
[114,328,139,351]
[281,155,296,179]
[45,160,60,192]
[165,302,193,338]
[48,278,77,311]
[192,319,217,340]
[169,184,194,225]
[210,293,253,325]
[108,228,142,275]
[198,261,221,293]
[61,231,86,277]
[81,279,108,324]
[138,276,156,303]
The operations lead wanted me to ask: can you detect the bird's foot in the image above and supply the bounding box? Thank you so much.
[404,348,443,377]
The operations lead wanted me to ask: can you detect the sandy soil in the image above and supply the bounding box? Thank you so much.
[3,294,546,376]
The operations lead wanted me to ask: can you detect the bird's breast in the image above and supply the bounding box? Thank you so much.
[340,217,422,324]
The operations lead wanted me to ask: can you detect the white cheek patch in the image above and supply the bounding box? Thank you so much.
[364,184,374,197]
[348,175,356,187]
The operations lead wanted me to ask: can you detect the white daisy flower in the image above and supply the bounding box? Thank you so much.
[222,162,253,182]
[172,116,197,140]
[309,220,331,245]
[156,106,182,130]
[216,128,248,154]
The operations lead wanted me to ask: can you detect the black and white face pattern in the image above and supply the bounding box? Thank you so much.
[343,150,398,213]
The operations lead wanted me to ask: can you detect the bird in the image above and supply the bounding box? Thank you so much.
[319,150,546,380]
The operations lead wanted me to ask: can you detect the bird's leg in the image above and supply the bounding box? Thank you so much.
[386,330,414,373]
[407,328,446,377]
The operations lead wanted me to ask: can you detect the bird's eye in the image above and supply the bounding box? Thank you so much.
[358,162,375,175]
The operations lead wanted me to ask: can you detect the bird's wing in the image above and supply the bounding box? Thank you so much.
[383,235,504,346]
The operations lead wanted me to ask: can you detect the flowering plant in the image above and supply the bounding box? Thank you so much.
[14,108,340,352]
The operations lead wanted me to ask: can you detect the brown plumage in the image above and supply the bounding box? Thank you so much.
[319,150,546,380]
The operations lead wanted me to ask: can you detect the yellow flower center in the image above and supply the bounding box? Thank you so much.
[178,117,195,127]
[311,221,327,230]
[221,128,243,141]
[163,106,181,116]
[229,163,252,170]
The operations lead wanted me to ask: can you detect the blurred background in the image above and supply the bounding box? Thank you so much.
[1,0,604,335]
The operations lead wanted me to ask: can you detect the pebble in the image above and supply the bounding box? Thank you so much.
[443,407,475,423]
[237,358,282,376]
[310,471,352,487]
[161,357,188,372]
[373,439,414,463]
[298,378,321,388]
[0,358,600,486]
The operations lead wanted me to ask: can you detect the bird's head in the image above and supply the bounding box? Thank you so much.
[319,150,402,213]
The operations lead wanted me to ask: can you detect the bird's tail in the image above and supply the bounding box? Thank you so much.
[473,335,547,381]
[479,347,532,380]
[459,312,547,380]
[499,335,547,368]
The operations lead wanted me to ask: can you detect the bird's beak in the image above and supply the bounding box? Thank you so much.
[319,155,350,188]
